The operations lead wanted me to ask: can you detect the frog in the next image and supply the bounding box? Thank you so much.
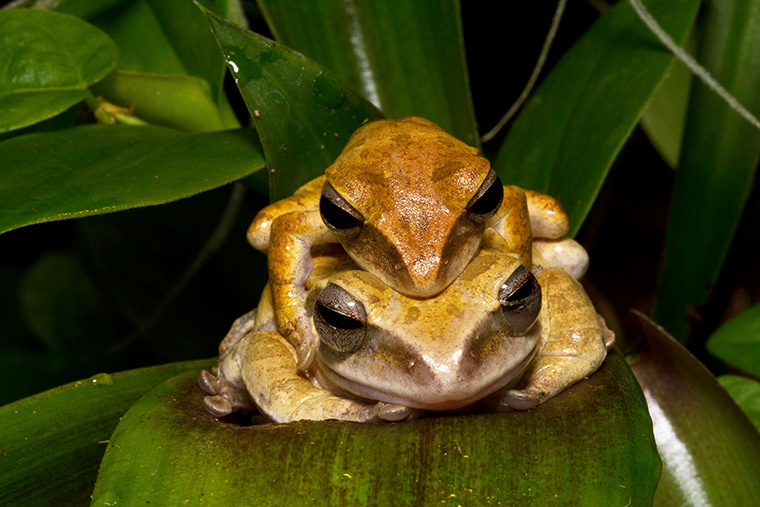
[246,116,589,371]
[199,230,614,423]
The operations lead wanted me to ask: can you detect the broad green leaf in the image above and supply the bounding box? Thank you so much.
[654,0,760,340]
[91,352,660,506]
[494,0,700,236]
[0,8,117,133]
[89,0,186,75]
[204,8,382,200]
[146,0,234,103]
[0,359,213,507]
[0,126,264,235]
[91,71,228,132]
[640,33,696,168]
[258,0,479,147]
[718,375,760,431]
[627,312,760,506]
[706,303,760,378]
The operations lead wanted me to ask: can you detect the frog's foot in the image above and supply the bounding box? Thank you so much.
[218,309,258,355]
[198,369,255,417]
[533,238,589,279]
[373,402,418,422]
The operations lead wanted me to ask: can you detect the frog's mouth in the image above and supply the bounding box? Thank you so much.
[314,343,539,411]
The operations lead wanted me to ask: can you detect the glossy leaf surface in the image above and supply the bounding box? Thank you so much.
[706,303,760,378]
[203,8,383,201]
[0,8,117,133]
[0,359,212,507]
[655,0,760,340]
[92,71,229,132]
[0,126,264,234]
[628,312,760,506]
[258,0,479,147]
[494,0,700,235]
[91,352,659,506]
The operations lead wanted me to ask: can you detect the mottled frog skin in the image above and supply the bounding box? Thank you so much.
[246,117,588,369]
[199,232,613,423]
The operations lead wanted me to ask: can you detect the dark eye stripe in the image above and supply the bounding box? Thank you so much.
[468,168,503,220]
[320,182,364,231]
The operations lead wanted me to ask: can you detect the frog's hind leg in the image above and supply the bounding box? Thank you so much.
[498,267,613,410]
[236,330,413,423]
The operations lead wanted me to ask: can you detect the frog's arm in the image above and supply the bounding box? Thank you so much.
[524,189,589,279]
[235,330,412,423]
[247,175,326,253]
[488,185,533,266]
[498,267,614,410]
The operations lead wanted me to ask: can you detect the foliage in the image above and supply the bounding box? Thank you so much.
[1,0,760,504]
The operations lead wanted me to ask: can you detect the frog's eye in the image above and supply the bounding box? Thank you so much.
[467,168,504,222]
[314,283,367,353]
[320,182,364,232]
[499,265,541,335]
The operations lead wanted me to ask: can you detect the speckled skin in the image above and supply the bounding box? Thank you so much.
[199,232,613,423]
[246,117,587,369]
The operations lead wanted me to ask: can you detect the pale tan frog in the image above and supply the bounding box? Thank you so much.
[199,231,613,423]
[247,116,588,370]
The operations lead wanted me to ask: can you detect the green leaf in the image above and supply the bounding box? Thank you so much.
[640,33,696,168]
[0,126,265,235]
[0,8,117,133]
[627,312,760,506]
[146,0,233,103]
[654,0,760,340]
[706,303,760,378]
[89,0,186,75]
[494,0,700,236]
[203,8,383,200]
[258,0,479,147]
[91,352,660,505]
[718,375,760,432]
[91,71,228,132]
[0,359,213,507]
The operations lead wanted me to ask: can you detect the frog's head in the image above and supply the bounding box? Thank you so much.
[308,232,542,411]
[320,116,503,298]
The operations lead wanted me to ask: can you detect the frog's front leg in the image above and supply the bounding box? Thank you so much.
[266,211,337,369]
[236,330,414,423]
[498,267,614,410]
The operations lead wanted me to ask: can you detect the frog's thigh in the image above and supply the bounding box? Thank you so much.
[236,331,381,423]
[533,238,589,279]
[502,268,608,410]
[247,175,326,252]
[524,189,569,239]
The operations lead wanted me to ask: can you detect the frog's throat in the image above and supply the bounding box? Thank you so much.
[314,343,540,412]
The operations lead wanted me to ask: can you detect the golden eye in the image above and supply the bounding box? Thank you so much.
[467,168,503,221]
[498,265,541,335]
[314,283,367,353]
[320,182,363,232]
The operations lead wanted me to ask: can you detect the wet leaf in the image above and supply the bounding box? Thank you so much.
[0,8,117,133]
[203,7,382,200]
[91,352,660,506]
[258,0,479,147]
[494,0,700,235]
[0,126,264,235]
[0,359,213,507]
[627,312,760,506]
[654,0,760,340]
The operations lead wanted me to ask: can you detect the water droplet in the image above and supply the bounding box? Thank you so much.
[89,373,115,387]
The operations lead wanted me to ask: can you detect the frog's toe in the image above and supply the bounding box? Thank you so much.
[198,370,220,395]
[374,402,415,421]
[501,390,541,410]
[204,395,233,417]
